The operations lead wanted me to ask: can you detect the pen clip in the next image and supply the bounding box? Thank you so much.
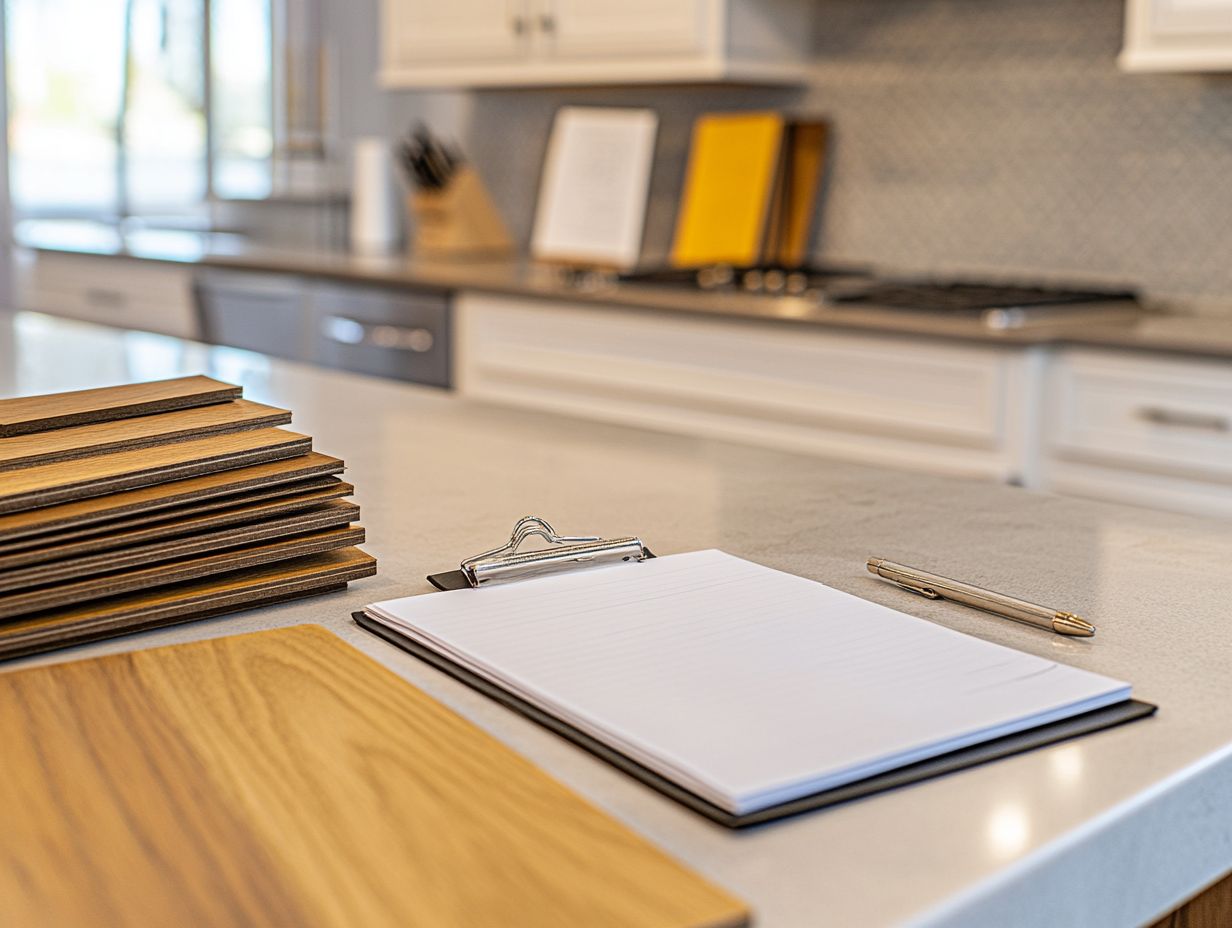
[892,580,941,600]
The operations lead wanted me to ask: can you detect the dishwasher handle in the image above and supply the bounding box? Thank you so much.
[319,315,436,353]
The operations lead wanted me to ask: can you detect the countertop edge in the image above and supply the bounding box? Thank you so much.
[18,238,1232,361]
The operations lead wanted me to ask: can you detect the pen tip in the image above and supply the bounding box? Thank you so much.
[1053,612,1096,637]
[866,557,883,574]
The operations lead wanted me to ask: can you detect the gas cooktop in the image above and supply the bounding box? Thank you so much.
[616,265,1141,328]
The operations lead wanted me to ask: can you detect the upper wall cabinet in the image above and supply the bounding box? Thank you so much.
[1120,0,1232,71]
[380,0,813,87]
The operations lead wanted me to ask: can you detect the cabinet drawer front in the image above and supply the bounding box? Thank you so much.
[24,253,197,339]
[459,296,1015,451]
[1047,349,1232,481]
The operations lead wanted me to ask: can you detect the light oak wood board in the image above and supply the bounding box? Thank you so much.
[0,548,376,660]
[0,524,364,620]
[0,398,292,471]
[0,624,747,927]
[0,428,312,514]
[0,499,360,590]
[0,375,240,437]
[0,455,345,543]
[0,480,353,561]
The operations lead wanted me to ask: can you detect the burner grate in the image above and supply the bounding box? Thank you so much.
[827,282,1137,313]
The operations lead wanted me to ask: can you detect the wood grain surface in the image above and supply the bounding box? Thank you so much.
[0,428,312,514]
[1149,870,1232,928]
[0,399,292,471]
[0,524,364,619]
[0,480,352,562]
[0,625,747,927]
[0,375,240,437]
[0,499,360,590]
[0,549,376,660]
[0,455,345,542]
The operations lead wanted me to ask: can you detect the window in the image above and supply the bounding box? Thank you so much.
[210,0,274,199]
[6,0,274,221]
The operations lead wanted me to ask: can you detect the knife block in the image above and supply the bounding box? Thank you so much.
[410,166,513,258]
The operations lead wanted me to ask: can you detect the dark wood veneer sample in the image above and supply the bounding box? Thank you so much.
[0,499,360,590]
[0,375,241,437]
[0,479,352,560]
[0,428,312,514]
[0,456,346,542]
[0,548,377,660]
[0,399,292,471]
[0,524,364,619]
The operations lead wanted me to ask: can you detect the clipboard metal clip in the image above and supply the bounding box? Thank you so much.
[459,515,648,588]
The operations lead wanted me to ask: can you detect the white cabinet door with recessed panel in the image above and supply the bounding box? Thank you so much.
[537,0,709,59]
[1043,348,1232,516]
[382,0,528,67]
[16,251,198,340]
[380,0,811,87]
[1120,0,1232,71]
[456,292,1042,482]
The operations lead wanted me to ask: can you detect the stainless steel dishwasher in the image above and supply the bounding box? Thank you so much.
[311,281,450,387]
[194,269,452,388]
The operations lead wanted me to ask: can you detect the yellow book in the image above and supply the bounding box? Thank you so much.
[774,120,829,268]
[671,111,785,268]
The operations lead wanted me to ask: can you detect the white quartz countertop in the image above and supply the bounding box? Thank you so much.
[3,311,1231,927]
[17,218,1232,359]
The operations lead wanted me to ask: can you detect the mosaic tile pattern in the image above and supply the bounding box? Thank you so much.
[449,0,1232,310]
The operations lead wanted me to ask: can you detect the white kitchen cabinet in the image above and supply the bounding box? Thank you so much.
[1120,0,1232,71]
[1042,348,1232,516]
[545,0,709,59]
[15,251,199,340]
[380,0,811,87]
[456,293,1045,482]
[383,0,527,65]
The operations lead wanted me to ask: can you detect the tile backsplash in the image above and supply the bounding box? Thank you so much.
[389,0,1232,311]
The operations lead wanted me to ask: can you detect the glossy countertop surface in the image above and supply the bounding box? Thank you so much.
[3,311,1232,927]
[17,219,1232,359]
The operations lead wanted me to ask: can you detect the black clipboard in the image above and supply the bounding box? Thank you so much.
[355,516,1158,828]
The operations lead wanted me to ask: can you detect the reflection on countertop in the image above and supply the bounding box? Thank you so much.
[15,218,1232,360]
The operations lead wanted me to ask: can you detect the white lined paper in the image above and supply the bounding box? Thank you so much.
[367,551,1130,814]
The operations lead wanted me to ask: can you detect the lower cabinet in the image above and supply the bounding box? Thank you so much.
[16,250,199,339]
[17,256,1232,518]
[194,270,453,388]
[1042,348,1232,517]
[456,293,1044,482]
[457,294,1232,518]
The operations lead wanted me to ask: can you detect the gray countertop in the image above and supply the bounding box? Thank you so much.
[17,220,1232,360]
[3,311,1231,927]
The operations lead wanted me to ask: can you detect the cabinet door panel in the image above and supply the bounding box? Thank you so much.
[385,0,527,64]
[1121,0,1232,71]
[21,253,198,340]
[1151,0,1232,34]
[457,294,1027,480]
[540,0,710,59]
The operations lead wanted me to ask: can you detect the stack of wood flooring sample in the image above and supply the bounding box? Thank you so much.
[0,376,376,660]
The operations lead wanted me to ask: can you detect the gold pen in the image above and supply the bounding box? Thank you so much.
[867,558,1096,637]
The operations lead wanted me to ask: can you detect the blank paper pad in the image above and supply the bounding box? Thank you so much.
[367,551,1130,814]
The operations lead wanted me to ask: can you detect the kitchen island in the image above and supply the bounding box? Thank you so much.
[2,311,1231,927]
